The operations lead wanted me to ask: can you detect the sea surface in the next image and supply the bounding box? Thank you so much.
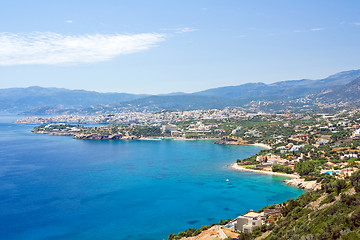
[0,116,305,240]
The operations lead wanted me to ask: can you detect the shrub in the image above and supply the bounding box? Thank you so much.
[238,231,252,240]
[350,170,360,192]
[320,193,335,206]
[351,208,360,227]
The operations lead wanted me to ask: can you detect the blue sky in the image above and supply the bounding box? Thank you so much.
[0,0,359,94]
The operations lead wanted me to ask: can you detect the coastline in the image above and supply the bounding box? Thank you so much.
[31,129,274,148]
[138,137,162,141]
[230,163,322,190]
[214,139,272,149]
[229,163,299,178]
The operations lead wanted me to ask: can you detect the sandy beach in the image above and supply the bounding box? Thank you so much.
[172,137,196,141]
[230,163,299,178]
[138,137,162,141]
[251,143,272,149]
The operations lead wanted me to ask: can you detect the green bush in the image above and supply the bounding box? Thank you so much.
[350,170,360,192]
[351,208,360,227]
[320,193,336,205]
[238,231,252,240]
[272,164,294,174]
[294,161,315,176]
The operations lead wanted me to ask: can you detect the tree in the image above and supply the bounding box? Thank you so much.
[272,164,294,174]
[350,170,360,192]
[294,161,315,176]
[238,232,252,240]
[334,179,347,195]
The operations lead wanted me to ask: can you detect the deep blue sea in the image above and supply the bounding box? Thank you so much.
[0,116,305,240]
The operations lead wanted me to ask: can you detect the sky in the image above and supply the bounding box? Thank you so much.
[0,0,359,94]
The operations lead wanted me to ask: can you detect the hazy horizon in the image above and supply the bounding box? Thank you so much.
[2,68,359,95]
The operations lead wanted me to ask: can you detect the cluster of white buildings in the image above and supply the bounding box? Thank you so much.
[276,143,305,153]
[231,126,242,135]
[244,130,261,138]
[187,121,214,133]
[17,108,252,125]
[161,124,178,134]
[42,124,81,132]
[256,154,290,166]
[340,153,358,160]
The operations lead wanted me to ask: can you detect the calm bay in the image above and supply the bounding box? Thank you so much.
[0,117,305,240]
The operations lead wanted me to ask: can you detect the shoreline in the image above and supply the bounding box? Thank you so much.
[251,143,272,149]
[138,137,162,141]
[229,163,299,178]
[31,129,273,148]
[214,139,272,149]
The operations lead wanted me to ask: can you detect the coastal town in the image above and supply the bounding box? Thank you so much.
[164,110,360,240]
[3,1,360,239]
[16,108,250,125]
[18,107,360,239]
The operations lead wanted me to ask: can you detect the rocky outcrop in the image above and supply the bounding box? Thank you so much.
[32,130,74,136]
[214,139,248,145]
[284,178,321,191]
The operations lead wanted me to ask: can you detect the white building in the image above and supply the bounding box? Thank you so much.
[352,129,360,138]
[231,126,242,135]
[161,124,177,134]
[340,154,358,160]
[234,211,263,233]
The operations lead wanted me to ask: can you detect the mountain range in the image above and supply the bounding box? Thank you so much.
[1,69,360,114]
[0,86,148,113]
[196,69,360,99]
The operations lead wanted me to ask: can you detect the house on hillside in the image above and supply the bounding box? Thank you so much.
[256,155,267,162]
[317,138,330,145]
[234,211,263,233]
[340,154,358,160]
[263,207,282,218]
[340,167,358,177]
[267,154,289,166]
[324,162,337,168]
[352,129,360,138]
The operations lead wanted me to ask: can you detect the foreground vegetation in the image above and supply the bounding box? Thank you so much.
[262,171,360,240]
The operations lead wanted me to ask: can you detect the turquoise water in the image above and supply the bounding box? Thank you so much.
[0,117,305,240]
[325,170,340,175]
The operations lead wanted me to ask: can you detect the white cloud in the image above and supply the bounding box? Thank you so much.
[177,27,198,33]
[0,32,166,65]
[295,28,324,33]
[160,27,198,34]
[65,20,73,23]
[354,22,360,26]
[311,28,324,31]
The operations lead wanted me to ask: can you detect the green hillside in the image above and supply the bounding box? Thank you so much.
[255,172,360,240]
